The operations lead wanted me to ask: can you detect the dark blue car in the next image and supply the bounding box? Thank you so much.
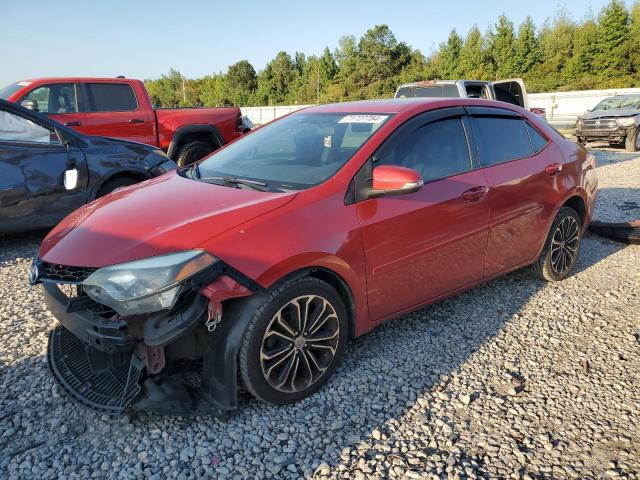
[0,99,175,234]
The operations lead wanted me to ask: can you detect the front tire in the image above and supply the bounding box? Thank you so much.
[625,127,640,152]
[529,207,582,281]
[239,277,348,405]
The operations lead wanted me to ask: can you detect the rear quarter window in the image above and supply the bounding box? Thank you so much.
[525,122,549,153]
[86,83,138,112]
[472,116,533,166]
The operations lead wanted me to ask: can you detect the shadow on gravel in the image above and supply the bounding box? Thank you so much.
[592,187,640,224]
[0,235,629,478]
[0,231,46,265]
[589,146,640,166]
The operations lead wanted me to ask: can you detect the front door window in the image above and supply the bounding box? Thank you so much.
[22,83,78,114]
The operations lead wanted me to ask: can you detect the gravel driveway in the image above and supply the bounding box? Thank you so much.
[1,149,639,480]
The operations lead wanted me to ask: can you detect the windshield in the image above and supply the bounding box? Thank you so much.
[593,96,640,111]
[196,112,391,190]
[0,83,25,100]
[395,84,460,98]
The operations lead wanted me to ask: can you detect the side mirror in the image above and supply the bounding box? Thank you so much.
[370,165,423,198]
[21,99,39,112]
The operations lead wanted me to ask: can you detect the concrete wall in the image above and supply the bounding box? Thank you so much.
[241,87,640,128]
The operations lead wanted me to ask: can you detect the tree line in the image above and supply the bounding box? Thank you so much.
[145,0,640,108]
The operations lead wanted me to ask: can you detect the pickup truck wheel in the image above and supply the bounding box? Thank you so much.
[97,176,138,198]
[175,141,214,167]
[529,207,581,282]
[625,127,640,152]
[239,277,348,405]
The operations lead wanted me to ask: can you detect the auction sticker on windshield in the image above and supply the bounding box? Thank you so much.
[338,114,389,124]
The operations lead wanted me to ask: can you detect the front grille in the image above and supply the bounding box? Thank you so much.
[47,325,142,414]
[582,119,618,130]
[39,261,97,284]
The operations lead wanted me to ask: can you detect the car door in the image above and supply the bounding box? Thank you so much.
[492,79,528,109]
[0,106,88,232]
[354,107,491,321]
[81,82,156,145]
[467,106,560,277]
[19,83,86,130]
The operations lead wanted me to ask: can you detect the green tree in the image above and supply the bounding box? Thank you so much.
[145,68,191,107]
[512,17,541,77]
[437,29,463,78]
[488,14,516,79]
[528,10,576,91]
[226,60,257,105]
[256,51,296,105]
[594,0,631,76]
[564,13,600,88]
[458,26,492,79]
[628,1,640,74]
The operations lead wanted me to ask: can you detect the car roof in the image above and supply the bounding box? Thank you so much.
[302,98,524,115]
[14,77,137,84]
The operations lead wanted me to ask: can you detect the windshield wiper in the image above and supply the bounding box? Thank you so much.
[199,176,279,192]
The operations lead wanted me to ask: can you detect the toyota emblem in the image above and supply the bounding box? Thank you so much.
[29,263,39,285]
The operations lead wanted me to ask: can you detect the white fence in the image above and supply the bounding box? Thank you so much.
[241,88,640,129]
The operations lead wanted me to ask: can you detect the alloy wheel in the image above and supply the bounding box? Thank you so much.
[550,216,580,275]
[260,295,340,393]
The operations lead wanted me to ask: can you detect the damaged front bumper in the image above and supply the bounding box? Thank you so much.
[36,259,258,415]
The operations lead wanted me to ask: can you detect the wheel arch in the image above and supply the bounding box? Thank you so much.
[266,265,358,339]
[166,124,224,159]
[561,194,587,226]
[89,168,151,200]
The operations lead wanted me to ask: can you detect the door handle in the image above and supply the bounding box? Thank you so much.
[462,186,490,202]
[545,163,563,175]
[64,121,81,126]
[129,118,145,124]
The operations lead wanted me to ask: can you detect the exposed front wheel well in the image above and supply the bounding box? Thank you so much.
[267,267,357,339]
[562,195,586,226]
[94,172,149,199]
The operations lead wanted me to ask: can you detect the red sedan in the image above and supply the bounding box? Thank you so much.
[32,98,597,414]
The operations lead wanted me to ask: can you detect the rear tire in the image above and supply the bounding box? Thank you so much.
[529,207,582,282]
[625,127,640,152]
[175,141,215,167]
[238,277,348,405]
[97,176,138,197]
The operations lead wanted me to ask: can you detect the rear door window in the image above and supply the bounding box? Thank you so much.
[21,83,78,114]
[85,83,138,112]
[471,116,533,167]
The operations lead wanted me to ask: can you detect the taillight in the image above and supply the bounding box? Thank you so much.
[236,115,247,133]
[586,152,596,168]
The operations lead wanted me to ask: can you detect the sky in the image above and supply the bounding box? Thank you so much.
[0,0,632,86]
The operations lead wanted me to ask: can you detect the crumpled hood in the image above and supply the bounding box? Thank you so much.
[39,172,296,267]
[582,109,640,120]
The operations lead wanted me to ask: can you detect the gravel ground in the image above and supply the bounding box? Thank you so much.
[1,148,639,480]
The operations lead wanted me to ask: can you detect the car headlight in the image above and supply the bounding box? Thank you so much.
[618,117,637,127]
[83,250,217,315]
[576,118,584,128]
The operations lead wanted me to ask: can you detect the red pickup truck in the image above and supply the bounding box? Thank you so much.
[0,77,246,165]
